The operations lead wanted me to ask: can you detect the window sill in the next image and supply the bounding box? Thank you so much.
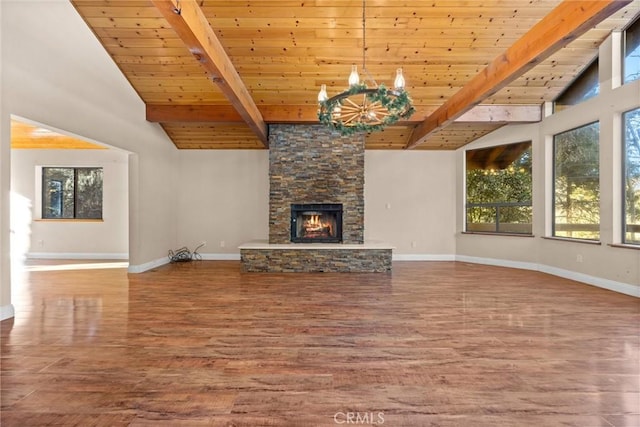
[608,243,640,251]
[461,232,534,238]
[35,219,104,223]
[541,236,601,245]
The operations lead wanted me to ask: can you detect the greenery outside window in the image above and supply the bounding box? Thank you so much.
[553,123,600,240]
[623,108,640,244]
[465,142,532,234]
[623,17,640,84]
[42,167,103,219]
[554,59,599,112]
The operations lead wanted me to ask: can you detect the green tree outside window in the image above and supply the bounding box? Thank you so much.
[42,167,103,219]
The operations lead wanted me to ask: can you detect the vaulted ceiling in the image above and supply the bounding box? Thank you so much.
[70,0,640,150]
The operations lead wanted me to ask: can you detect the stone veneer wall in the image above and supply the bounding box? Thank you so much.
[269,124,364,244]
[241,249,392,273]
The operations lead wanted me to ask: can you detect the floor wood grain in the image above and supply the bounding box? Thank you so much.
[1,260,639,426]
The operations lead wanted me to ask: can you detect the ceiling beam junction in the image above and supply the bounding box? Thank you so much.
[404,0,633,149]
[150,0,269,147]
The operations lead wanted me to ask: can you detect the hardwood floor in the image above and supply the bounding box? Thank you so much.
[1,260,638,426]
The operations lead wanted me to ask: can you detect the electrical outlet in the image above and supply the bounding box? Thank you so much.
[220,241,226,248]
[576,254,583,263]
[411,241,417,248]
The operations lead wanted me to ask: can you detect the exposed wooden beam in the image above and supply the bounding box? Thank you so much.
[456,105,541,123]
[146,104,541,125]
[404,0,632,150]
[147,104,244,123]
[150,0,268,147]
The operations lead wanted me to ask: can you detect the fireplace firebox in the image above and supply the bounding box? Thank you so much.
[291,203,343,243]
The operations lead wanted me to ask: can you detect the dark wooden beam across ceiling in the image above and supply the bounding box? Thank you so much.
[150,0,269,147]
[405,0,633,150]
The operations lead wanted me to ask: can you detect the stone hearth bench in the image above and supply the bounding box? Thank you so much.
[239,240,393,273]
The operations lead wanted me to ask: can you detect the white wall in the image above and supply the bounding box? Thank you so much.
[173,150,458,259]
[11,148,129,258]
[176,150,269,257]
[1,0,181,318]
[365,150,456,258]
[455,123,541,265]
[456,33,640,296]
[0,0,14,321]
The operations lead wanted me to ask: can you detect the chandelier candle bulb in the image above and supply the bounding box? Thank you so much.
[317,84,328,102]
[394,68,406,90]
[348,65,360,86]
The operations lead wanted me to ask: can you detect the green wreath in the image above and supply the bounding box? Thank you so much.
[318,84,415,136]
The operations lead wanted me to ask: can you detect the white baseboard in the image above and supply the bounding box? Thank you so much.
[539,264,640,298]
[455,255,539,272]
[393,254,455,261]
[128,253,239,273]
[455,255,639,298]
[128,257,169,273]
[0,304,15,321]
[27,252,128,260]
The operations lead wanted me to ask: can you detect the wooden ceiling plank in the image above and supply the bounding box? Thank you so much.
[10,120,106,150]
[70,0,639,150]
[150,0,268,147]
[405,0,632,150]
[199,5,575,19]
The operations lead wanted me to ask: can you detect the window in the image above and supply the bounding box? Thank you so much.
[624,17,640,84]
[42,167,103,219]
[465,141,532,234]
[624,108,640,244]
[553,123,600,240]
[554,59,599,112]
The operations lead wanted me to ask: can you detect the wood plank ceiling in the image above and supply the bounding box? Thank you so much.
[10,120,106,150]
[70,0,640,150]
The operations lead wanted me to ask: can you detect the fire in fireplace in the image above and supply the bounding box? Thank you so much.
[290,203,343,243]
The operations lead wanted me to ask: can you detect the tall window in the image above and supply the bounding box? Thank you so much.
[553,123,600,240]
[465,141,532,234]
[554,59,599,112]
[624,108,640,244]
[624,17,640,84]
[42,167,103,219]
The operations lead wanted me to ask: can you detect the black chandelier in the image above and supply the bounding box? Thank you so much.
[317,0,415,135]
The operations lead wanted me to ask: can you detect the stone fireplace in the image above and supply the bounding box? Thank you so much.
[240,124,392,272]
[268,124,364,244]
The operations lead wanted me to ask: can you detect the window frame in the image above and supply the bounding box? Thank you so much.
[622,107,640,245]
[623,16,640,85]
[551,121,601,241]
[41,166,104,220]
[464,141,533,236]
